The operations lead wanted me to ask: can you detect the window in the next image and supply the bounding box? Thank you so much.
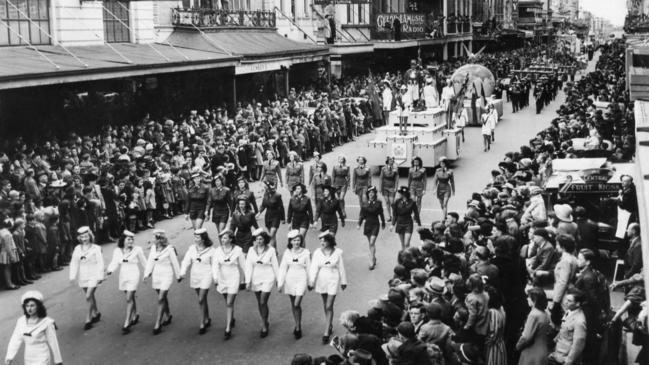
[0,0,50,46]
[103,0,130,43]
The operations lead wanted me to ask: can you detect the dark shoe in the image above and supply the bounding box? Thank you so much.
[130,314,140,326]
[294,329,302,340]
[199,326,207,335]
[162,315,172,326]
[122,325,131,334]
[322,334,330,345]
[224,330,232,340]
[260,328,268,338]
[51,267,63,271]
[5,284,19,290]
[84,322,93,331]
[91,313,101,323]
[204,318,211,328]
[153,327,162,335]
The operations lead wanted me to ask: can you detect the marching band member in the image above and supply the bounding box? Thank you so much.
[357,186,385,270]
[277,230,311,339]
[106,230,146,334]
[69,226,104,331]
[309,232,347,344]
[245,229,279,338]
[212,230,246,340]
[180,228,216,335]
[143,229,180,335]
[5,291,62,365]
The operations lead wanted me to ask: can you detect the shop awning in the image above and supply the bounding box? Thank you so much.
[166,29,329,60]
[0,43,239,90]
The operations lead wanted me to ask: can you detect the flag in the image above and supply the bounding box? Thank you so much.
[481,83,487,105]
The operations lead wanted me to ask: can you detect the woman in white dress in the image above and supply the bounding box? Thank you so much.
[106,230,146,334]
[309,231,347,344]
[179,228,215,335]
[68,226,104,331]
[212,230,245,340]
[245,228,279,338]
[277,230,310,339]
[5,291,62,365]
[143,229,180,335]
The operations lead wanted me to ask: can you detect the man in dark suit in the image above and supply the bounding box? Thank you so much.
[394,321,431,365]
[574,206,600,265]
[624,223,642,280]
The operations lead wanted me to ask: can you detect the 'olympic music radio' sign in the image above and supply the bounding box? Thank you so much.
[375,13,426,35]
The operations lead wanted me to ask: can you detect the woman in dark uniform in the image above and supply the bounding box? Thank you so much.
[391,186,421,249]
[229,196,259,253]
[357,186,385,270]
[433,157,455,218]
[206,175,232,243]
[407,156,427,215]
[258,181,285,248]
[232,177,258,215]
[352,156,371,207]
[331,155,350,215]
[285,151,304,194]
[185,173,210,229]
[379,156,398,222]
[287,183,313,238]
[315,185,345,236]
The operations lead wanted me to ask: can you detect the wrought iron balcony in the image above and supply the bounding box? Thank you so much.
[171,8,276,29]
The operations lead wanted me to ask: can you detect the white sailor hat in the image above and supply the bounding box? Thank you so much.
[77,226,90,235]
[194,228,207,235]
[252,228,266,237]
[21,290,44,303]
[318,231,333,239]
[287,230,301,239]
[123,230,135,237]
[152,229,166,235]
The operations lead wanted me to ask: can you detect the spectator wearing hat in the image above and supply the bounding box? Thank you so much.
[521,186,546,227]
[408,157,427,215]
[553,204,578,239]
[5,290,62,365]
[426,276,453,324]
[316,185,345,236]
[185,173,210,230]
[528,228,557,284]
[212,230,245,340]
[278,230,311,339]
[229,194,259,254]
[310,232,347,344]
[180,228,216,335]
[143,229,180,335]
[287,183,313,237]
[69,226,105,331]
[106,230,146,334]
[391,186,421,249]
[358,185,386,270]
[245,228,278,339]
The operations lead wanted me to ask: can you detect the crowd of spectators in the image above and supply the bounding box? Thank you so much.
[290,39,647,365]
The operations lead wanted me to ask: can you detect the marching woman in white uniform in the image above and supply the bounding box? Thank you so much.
[179,228,215,335]
[309,231,347,344]
[143,229,180,335]
[106,230,146,334]
[68,226,104,331]
[277,230,311,339]
[245,228,279,338]
[212,230,245,340]
[5,291,62,365]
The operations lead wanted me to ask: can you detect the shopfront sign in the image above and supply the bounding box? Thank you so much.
[558,182,621,194]
[375,13,426,35]
[578,168,615,183]
[235,61,285,75]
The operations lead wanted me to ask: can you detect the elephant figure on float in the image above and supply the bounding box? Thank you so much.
[450,64,496,99]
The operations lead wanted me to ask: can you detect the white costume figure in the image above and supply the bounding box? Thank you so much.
[277,247,311,296]
[212,243,245,294]
[69,241,104,288]
[106,245,146,291]
[144,243,181,290]
[441,79,455,111]
[309,247,347,295]
[180,243,216,290]
[423,77,439,109]
[245,245,279,292]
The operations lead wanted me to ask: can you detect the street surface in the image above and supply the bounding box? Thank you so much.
[0,56,600,365]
